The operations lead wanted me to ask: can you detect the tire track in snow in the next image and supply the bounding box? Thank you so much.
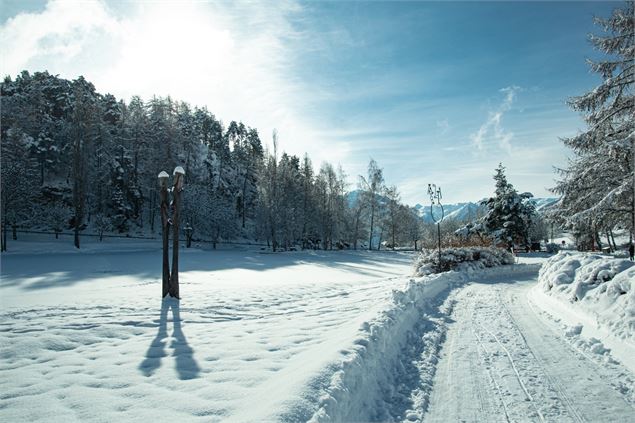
[498,290,586,423]
[471,320,511,423]
[476,321,546,423]
[424,275,633,423]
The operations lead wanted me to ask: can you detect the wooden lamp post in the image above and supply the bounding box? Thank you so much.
[170,166,185,299]
[158,166,185,299]
[158,171,170,298]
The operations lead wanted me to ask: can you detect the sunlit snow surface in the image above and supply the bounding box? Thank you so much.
[0,240,414,422]
[2,240,634,422]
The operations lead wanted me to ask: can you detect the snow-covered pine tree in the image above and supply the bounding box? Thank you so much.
[299,154,317,249]
[70,76,100,248]
[0,128,38,251]
[257,130,281,251]
[551,2,634,243]
[480,164,535,249]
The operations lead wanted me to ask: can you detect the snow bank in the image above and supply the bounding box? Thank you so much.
[537,252,635,342]
[414,246,515,276]
[309,263,539,422]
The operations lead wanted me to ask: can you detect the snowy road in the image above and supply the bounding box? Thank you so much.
[424,274,634,423]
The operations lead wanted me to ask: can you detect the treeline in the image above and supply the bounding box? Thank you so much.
[0,71,423,251]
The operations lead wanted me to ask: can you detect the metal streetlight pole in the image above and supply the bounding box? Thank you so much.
[428,184,445,264]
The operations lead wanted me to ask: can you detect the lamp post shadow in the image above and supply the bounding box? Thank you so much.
[139,299,200,380]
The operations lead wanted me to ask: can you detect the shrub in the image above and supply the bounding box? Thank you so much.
[414,246,515,276]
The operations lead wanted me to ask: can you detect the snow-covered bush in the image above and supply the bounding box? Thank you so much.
[414,246,515,276]
[538,252,635,340]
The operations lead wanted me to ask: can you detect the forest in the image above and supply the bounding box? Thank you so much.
[0,71,424,251]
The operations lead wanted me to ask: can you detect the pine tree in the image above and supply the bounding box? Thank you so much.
[551,2,634,242]
[480,164,535,249]
[0,128,38,251]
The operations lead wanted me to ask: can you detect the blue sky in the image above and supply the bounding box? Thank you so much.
[0,0,621,204]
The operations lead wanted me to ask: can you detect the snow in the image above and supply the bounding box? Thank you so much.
[531,251,635,372]
[424,274,635,422]
[537,252,634,340]
[1,242,634,422]
[0,247,415,422]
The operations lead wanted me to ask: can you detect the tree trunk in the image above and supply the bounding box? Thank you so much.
[271,224,277,252]
[241,170,248,228]
[368,205,375,251]
[74,226,80,249]
[392,226,395,251]
[594,229,602,251]
[72,137,84,249]
[12,224,17,240]
[1,220,7,252]
[609,229,617,251]
[150,192,156,233]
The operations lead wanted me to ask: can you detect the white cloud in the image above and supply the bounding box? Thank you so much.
[0,0,346,167]
[469,85,520,153]
[0,1,117,74]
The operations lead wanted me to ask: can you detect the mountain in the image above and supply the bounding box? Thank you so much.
[532,197,559,212]
[416,197,558,223]
[414,202,486,223]
[348,190,558,224]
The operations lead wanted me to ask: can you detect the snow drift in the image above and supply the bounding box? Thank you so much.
[537,252,635,341]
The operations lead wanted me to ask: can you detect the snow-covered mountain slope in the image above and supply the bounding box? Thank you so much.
[347,190,557,224]
[414,197,558,223]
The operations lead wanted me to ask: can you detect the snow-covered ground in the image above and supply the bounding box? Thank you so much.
[1,244,634,422]
[0,246,416,422]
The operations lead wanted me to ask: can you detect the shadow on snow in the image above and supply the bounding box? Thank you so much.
[0,249,415,290]
[139,298,201,380]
